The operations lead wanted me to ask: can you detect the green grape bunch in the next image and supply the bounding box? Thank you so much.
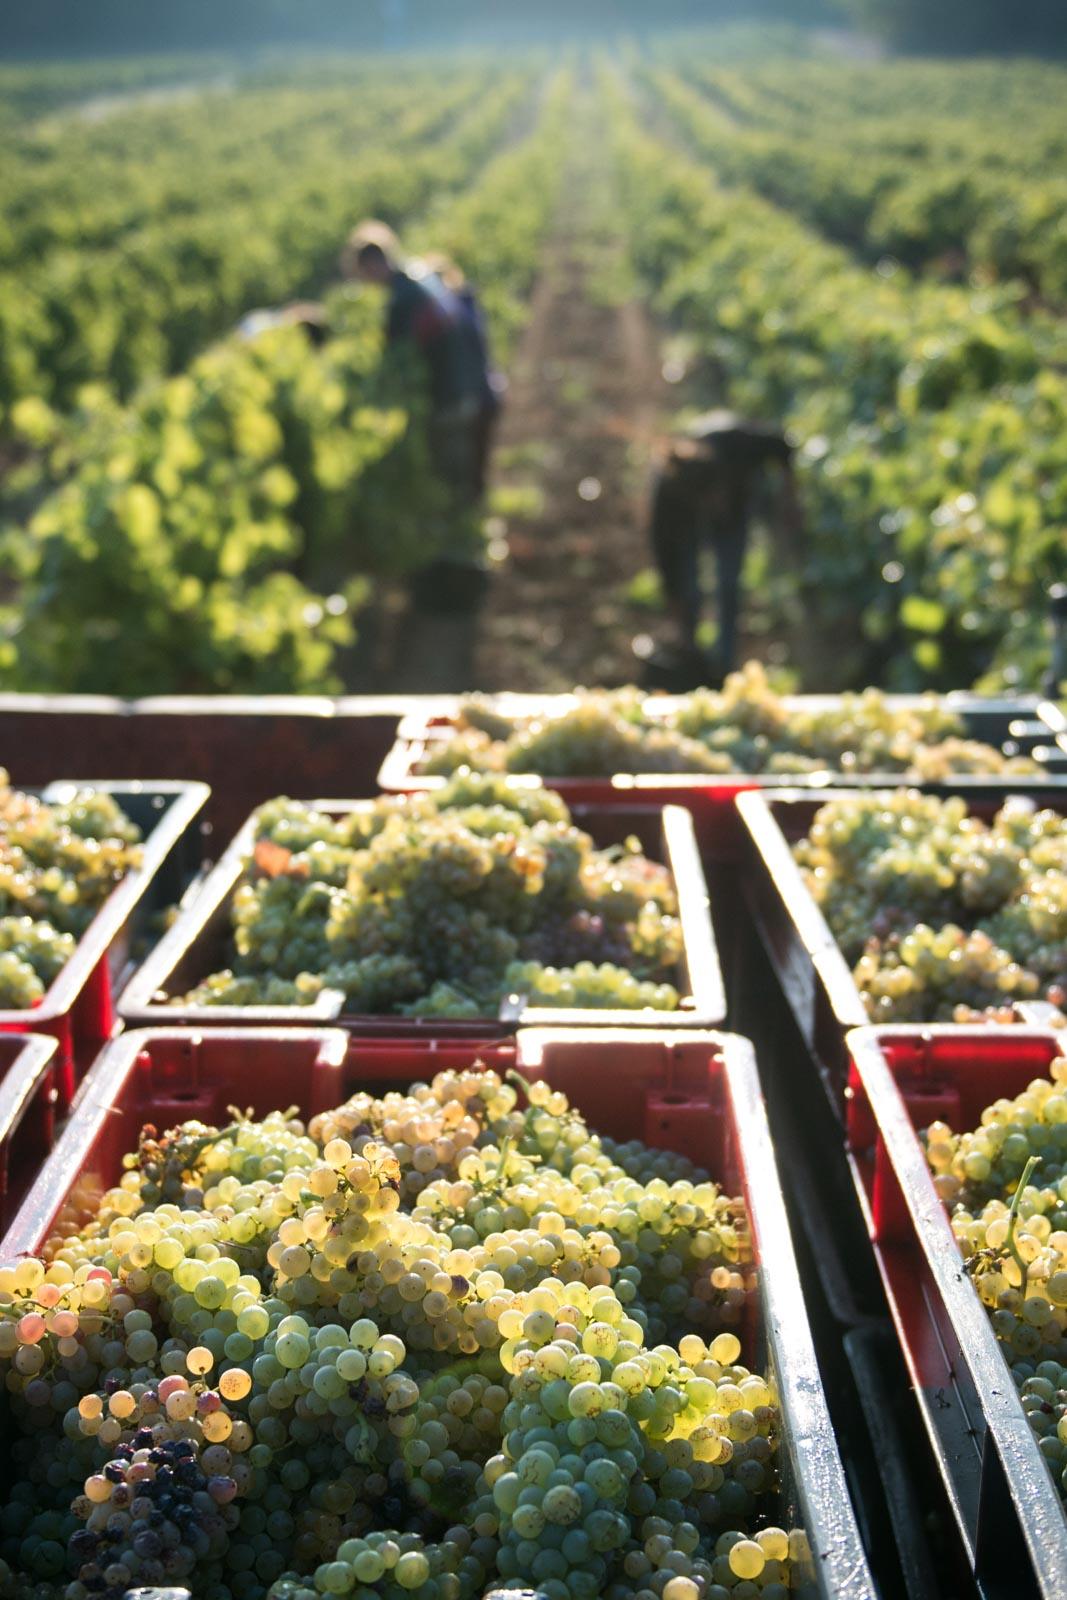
[0,771,142,1009]
[418,664,1038,781]
[797,792,1067,1023]
[0,1059,811,1600]
[182,774,684,1017]
[925,1053,1067,1510]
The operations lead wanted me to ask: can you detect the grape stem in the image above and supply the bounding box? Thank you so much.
[493,1134,514,1185]
[1006,1154,1042,1284]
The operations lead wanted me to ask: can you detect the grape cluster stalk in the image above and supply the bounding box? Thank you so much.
[0,1062,810,1600]
[418,664,1037,781]
[182,772,683,1017]
[0,771,142,1008]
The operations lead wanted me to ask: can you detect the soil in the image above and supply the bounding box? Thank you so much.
[468,102,805,695]
[473,211,674,693]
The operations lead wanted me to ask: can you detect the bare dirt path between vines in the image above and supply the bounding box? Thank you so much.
[392,77,809,697]
[472,187,675,691]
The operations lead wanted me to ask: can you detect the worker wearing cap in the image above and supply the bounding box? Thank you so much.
[419,251,505,499]
[647,411,802,684]
[341,220,483,503]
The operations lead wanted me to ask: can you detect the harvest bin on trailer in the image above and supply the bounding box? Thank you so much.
[0,1034,58,1232]
[380,694,1067,854]
[0,780,209,1105]
[734,785,1067,1113]
[845,1024,1067,1600]
[118,799,724,1036]
[0,1025,875,1600]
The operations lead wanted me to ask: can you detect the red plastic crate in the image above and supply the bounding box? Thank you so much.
[0,1024,873,1600]
[380,695,1067,860]
[0,1031,525,1261]
[378,704,763,860]
[0,1034,58,1233]
[845,1023,1067,1597]
[736,786,1067,1111]
[118,798,724,1035]
[0,780,209,1106]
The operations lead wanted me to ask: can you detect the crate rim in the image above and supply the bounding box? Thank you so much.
[396,689,1050,726]
[0,1032,59,1158]
[119,797,726,1032]
[0,779,209,1029]
[736,787,867,1029]
[846,1021,1067,1588]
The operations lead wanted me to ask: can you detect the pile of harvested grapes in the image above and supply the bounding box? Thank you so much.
[183,773,684,1018]
[0,1064,808,1600]
[417,665,1038,782]
[0,772,141,1009]
[795,791,1067,1022]
[926,1052,1067,1508]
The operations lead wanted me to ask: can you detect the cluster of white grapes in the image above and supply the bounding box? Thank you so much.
[796,791,1067,1021]
[926,1052,1067,1507]
[183,773,683,1017]
[0,772,141,1007]
[418,664,1036,780]
[0,1062,810,1600]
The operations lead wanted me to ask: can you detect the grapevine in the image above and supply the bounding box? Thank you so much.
[0,73,571,696]
[604,62,1067,691]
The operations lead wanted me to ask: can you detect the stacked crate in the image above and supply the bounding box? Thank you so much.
[6,690,1067,1600]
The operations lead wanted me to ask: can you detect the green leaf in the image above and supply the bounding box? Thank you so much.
[900,595,946,634]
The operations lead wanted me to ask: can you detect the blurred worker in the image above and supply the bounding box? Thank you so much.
[341,220,484,503]
[421,252,506,498]
[646,411,801,688]
[236,301,329,346]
